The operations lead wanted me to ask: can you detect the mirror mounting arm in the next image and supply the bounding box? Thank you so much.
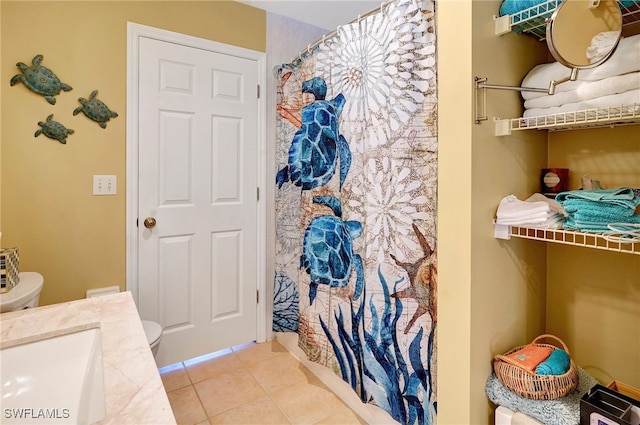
[548,67,579,95]
[474,76,550,124]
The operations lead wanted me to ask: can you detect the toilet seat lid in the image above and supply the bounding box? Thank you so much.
[141,320,163,345]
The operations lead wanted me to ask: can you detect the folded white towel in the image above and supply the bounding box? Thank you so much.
[523,88,640,118]
[497,210,549,221]
[497,212,566,228]
[496,194,569,228]
[524,72,640,109]
[521,34,640,100]
[523,213,566,229]
[496,216,549,225]
[525,193,568,216]
[496,194,550,219]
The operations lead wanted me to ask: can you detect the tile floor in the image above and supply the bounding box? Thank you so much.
[159,340,367,425]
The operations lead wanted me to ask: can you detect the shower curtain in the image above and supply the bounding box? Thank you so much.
[273,0,437,423]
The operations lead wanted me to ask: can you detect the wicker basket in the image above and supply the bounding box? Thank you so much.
[493,334,579,400]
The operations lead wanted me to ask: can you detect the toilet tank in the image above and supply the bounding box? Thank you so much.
[0,272,44,313]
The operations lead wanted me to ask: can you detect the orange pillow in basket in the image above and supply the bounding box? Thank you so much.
[505,345,554,373]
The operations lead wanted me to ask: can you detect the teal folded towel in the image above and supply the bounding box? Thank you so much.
[556,188,640,209]
[535,349,570,375]
[556,188,636,203]
[564,218,614,233]
[564,215,640,233]
[562,199,637,219]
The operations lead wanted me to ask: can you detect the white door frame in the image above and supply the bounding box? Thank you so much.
[125,22,267,344]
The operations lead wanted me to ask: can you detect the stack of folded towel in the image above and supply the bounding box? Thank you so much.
[496,194,567,228]
[520,33,640,118]
[556,187,640,233]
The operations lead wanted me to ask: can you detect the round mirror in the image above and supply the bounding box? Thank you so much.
[546,0,622,69]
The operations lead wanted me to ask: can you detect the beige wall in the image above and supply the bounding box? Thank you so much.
[470,1,549,423]
[438,1,549,423]
[548,125,640,388]
[1,1,265,306]
[436,1,473,422]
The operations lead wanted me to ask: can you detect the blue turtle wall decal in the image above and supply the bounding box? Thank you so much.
[276,77,351,191]
[301,195,364,304]
[10,55,72,105]
[35,114,74,144]
[73,90,118,129]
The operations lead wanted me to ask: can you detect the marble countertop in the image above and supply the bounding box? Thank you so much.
[0,291,176,424]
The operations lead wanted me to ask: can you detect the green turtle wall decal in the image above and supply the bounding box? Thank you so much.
[10,55,72,105]
[35,114,74,144]
[73,90,118,129]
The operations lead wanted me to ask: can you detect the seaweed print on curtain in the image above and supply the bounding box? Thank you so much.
[274,0,437,423]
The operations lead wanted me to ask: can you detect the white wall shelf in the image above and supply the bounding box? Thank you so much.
[494,223,640,255]
[485,0,640,135]
[493,103,640,135]
[494,0,640,39]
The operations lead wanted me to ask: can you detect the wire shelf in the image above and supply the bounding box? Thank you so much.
[494,224,640,255]
[495,0,640,38]
[494,103,640,135]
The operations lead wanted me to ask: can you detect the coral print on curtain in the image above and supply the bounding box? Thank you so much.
[273,0,437,424]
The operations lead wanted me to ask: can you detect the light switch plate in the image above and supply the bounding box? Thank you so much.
[93,175,117,195]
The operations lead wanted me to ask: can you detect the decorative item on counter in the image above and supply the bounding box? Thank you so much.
[10,54,72,105]
[493,334,579,400]
[0,247,20,294]
[35,114,74,144]
[73,90,118,128]
[541,168,569,197]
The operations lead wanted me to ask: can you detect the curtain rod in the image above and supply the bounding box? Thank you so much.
[290,0,399,63]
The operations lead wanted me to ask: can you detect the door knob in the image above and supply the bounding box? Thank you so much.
[143,217,157,229]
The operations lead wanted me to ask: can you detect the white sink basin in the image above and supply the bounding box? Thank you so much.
[0,326,106,424]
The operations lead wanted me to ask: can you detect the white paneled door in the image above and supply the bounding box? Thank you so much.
[136,34,260,367]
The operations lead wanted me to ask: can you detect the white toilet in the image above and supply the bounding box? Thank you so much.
[141,319,163,358]
[85,286,163,359]
[0,272,44,313]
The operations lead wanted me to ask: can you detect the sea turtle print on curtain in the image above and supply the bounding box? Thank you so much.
[274,0,437,424]
[276,77,352,191]
[301,195,364,304]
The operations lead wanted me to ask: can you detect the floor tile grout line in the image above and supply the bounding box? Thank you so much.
[243,360,303,425]
[195,375,265,421]
[263,391,295,425]
[162,341,362,425]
